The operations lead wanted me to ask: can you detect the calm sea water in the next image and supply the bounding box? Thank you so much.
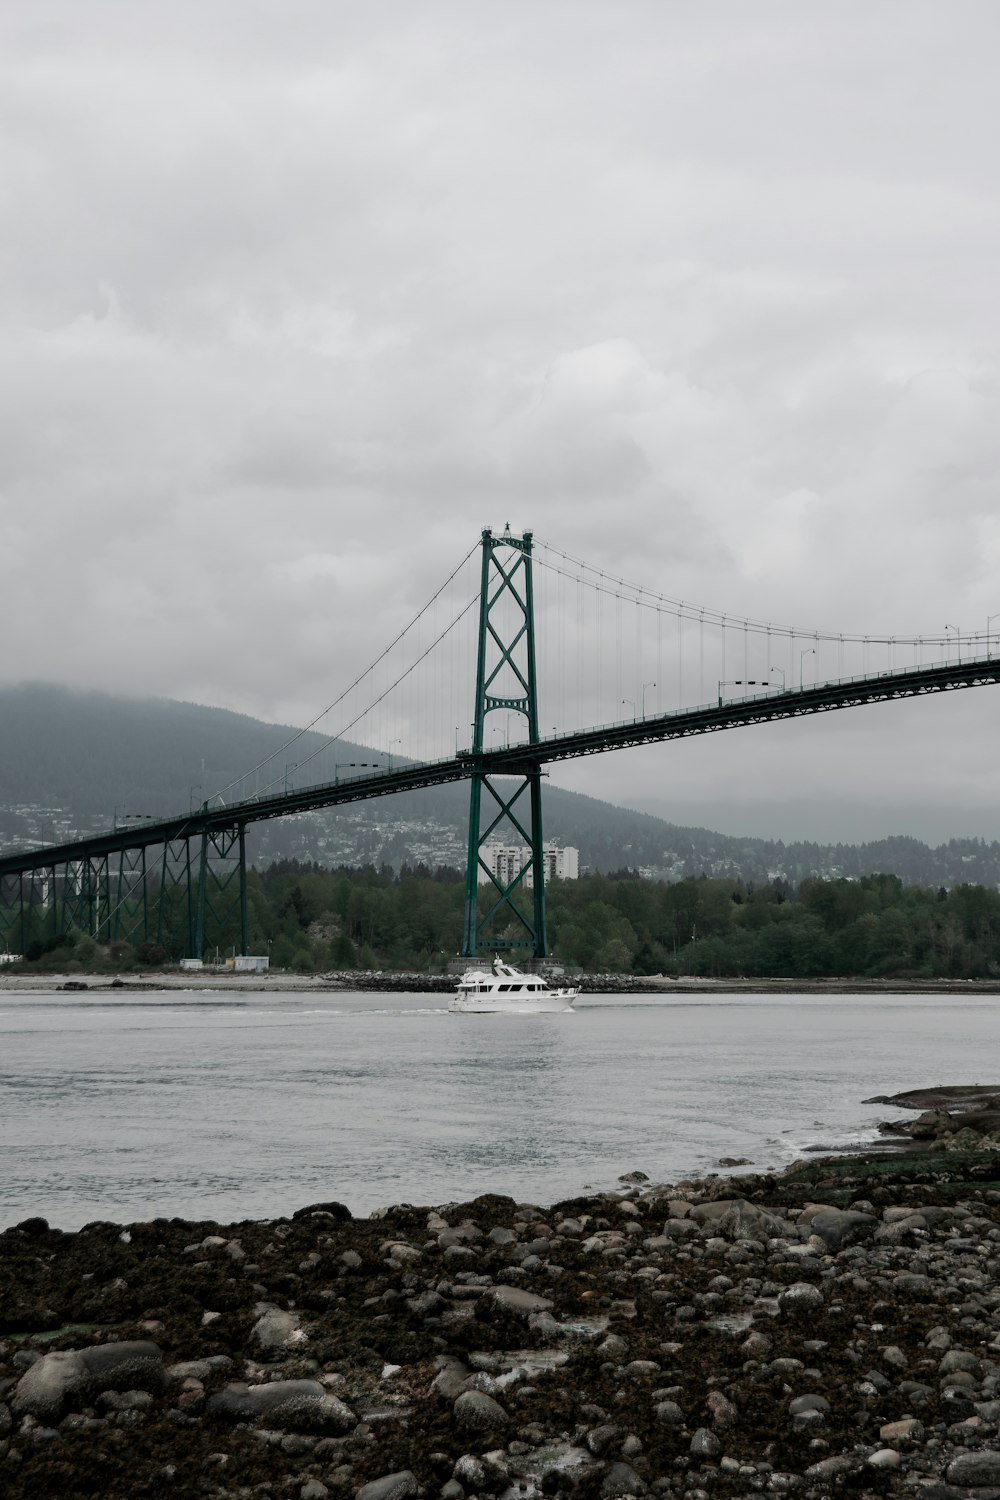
[0,988,997,1231]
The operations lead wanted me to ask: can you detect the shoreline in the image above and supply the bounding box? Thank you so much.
[4,968,1000,995]
[3,1137,1000,1499]
[3,1089,1000,1496]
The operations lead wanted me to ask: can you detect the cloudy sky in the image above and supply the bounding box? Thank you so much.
[3,1,1000,844]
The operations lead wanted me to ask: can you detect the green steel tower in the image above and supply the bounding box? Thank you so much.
[462,526,548,959]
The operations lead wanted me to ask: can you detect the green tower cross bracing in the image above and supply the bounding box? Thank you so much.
[462,526,548,959]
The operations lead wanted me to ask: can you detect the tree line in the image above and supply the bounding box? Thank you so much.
[14,862,1000,979]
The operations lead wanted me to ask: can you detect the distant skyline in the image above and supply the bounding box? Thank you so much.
[3,3,1000,846]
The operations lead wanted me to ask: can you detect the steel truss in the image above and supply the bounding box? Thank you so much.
[462,528,547,958]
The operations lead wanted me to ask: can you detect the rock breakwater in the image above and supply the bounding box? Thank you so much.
[3,1152,1000,1499]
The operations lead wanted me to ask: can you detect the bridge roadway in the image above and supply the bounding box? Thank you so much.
[2,653,998,878]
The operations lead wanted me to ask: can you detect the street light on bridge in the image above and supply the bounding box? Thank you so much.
[945,624,961,662]
[799,647,816,687]
[622,697,635,720]
[641,680,656,716]
[769,666,785,691]
[987,614,1000,658]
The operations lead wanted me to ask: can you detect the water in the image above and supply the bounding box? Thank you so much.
[0,988,997,1231]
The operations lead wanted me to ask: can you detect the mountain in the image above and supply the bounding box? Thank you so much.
[1,682,999,889]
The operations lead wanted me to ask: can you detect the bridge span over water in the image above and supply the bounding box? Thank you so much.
[2,528,998,961]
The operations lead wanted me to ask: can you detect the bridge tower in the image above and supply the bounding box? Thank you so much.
[462,526,548,959]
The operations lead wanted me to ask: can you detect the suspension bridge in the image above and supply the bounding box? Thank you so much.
[2,526,998,963]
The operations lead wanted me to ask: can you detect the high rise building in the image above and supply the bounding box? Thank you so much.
[477,842,579,887]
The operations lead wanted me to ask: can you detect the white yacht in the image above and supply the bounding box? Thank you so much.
[450,957,578,1013]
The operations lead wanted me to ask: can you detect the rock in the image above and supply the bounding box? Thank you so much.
[941,1349,983,1377]
[430,1360,471,1402]
[946,1453,1000,1486]
[866,1449,901,1470]
[11,1341,164,1424]
[527,1311,565,1339]
[485,1284,553,1319]
[778,1282,824,1314]
[252,1305,304,1351]
[453,1389,508,1432]
[301,1482,329,1500]
[654,1401,685,1425]
[804,1455,857,1481]
[806,1209,877,1251]
[600,1461,648,1496]
[355,1473,418,1500]
[206,1381,355,1434]
[166,1360,215,1383]
[587,1423,622,1456]
[716,1200,787,1241]
[452,1454,486,1488]
[689,1426,722,1458]
[911,1109,953,1139]
[789,1395,829,1417]
[706,1390,738,1429]
[879,1417,924,1442]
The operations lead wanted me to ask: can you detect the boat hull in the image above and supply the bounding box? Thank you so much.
[449,993,576,1014]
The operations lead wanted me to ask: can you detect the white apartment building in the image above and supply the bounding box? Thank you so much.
[478,842,579,887]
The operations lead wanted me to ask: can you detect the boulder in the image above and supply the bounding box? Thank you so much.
[252,1305,305,1350]
[453,1389,508,1432]
[806,1209,877,1252]
[207,1380,355,1434]
[946,1453,1000,1487]
[601,1461,648,1496]
[12,1341,164,1424]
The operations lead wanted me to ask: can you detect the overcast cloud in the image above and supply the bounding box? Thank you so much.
[3,1,1000,844]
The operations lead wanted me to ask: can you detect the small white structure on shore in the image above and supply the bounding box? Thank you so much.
[232,955,269,973]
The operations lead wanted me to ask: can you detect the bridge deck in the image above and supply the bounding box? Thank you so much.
[1,653,997,877]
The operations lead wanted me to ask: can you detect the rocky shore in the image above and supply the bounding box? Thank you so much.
[4,970,1000,996]
[4,1122,1000,1500]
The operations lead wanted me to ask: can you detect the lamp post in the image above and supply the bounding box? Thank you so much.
[641,680,656,716]
[622,697,635,719]
[945,624,961,661]
[388,737,402,769]
[769,666,785,691]
[799,647,816,687]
